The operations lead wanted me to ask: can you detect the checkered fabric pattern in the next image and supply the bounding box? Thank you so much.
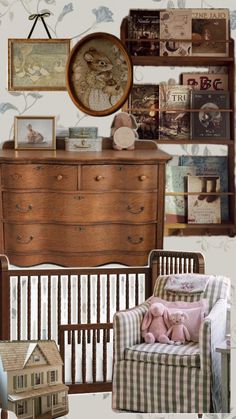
[125,341,200,367]
[112,275,230,413]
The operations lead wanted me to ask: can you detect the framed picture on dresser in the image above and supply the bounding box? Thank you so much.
[14,116,56,150]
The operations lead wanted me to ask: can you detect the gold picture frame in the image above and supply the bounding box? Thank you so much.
[8,39,71,91]
[14,116,56,150]
[66,32,133,116]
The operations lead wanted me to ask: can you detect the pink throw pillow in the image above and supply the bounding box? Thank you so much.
[147,296,208,342]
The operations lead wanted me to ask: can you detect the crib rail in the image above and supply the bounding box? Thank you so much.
[0,258,150,342]
[59,323,113,393]
[0,250,205,394]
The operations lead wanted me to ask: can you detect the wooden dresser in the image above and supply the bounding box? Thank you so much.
[0,140,171,267]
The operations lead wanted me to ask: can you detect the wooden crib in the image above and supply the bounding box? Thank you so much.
[0,249,204,397]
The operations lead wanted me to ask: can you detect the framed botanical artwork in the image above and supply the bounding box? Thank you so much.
[14,116,56,150]
[66,32,133,116]
[8,39,71,91]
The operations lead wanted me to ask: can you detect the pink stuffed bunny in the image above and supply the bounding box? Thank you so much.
[141,302,173,344]
[166,311,191,343]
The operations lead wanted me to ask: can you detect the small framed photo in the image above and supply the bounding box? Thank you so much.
[8,39,71,91]
[66,32,133,116]
[14,116,56,150]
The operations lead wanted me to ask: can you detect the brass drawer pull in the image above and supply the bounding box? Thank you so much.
[139,175,147,181]
[95,175,104,181]
[75,226,86,231]
[16,204,33,213]
[56,174,63,181]
[16,235,34,244]
[127,235,144,245]
[10,173,22,181]
[127,205,144,214]
[74,195,85,200]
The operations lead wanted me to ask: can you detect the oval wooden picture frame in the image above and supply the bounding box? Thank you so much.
[66,32,133,116]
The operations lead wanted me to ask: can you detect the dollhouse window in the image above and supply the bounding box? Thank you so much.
[17,375,24,389]
[52,394,58,406]
[34,372,43,385]
[17,401,27,416]
[50,371,57,382]
[33,354,40,362]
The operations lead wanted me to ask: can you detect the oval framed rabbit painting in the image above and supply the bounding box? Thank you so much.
[66,32,133,116]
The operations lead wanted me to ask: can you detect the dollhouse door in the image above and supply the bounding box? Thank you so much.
[34,398,42,417]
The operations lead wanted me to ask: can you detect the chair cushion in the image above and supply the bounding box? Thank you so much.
[153,274,230,311]
[125,342,200,368]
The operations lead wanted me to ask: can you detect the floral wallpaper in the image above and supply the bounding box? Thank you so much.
[0,0,236,418]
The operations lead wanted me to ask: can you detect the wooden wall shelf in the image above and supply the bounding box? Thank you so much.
[121,15,236,237]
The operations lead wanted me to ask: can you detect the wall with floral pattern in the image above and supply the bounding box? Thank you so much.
[0,0,235,418]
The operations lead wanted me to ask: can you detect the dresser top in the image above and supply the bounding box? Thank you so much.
[0,148,171,164]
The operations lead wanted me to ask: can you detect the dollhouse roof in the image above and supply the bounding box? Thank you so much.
[0,341,63,371]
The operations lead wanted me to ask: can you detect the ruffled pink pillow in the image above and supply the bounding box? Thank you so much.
[147,296,208,342]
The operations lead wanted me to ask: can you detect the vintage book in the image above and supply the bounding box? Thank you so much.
[180,155,228,221]
[129,84,159,139]
[181,72,228,91]
[190,90,230,140]
[160,9,192,57]
[187,175,221,224]
[191,9,229,57]
[128,9,160,56]
[165,165,197,223]
[159,84,192,140]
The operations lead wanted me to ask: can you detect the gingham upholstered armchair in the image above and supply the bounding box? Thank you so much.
[112,274,230,413]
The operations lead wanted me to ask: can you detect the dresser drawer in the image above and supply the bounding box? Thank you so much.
[3,191,157,223]
[81,165,158,190]
[1,164,78,190]
[5,224,156,253]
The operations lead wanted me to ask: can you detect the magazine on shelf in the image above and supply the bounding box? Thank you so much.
[191,8,229,56]
[129,84,159,139]
[160,9,192,57]
[187,175,221,224]
[190,90,230,140]
[165,165,197,223]
[181,72,228,91]
[128,9,160,56]
[180,155,229,221]
[159,84,192,140]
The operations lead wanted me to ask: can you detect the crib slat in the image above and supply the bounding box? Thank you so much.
[77,276,81,344]
[71,330,76,385]
[135,274,139,306]
[116,276,120,312]
[48,276,51,340]
[102,329,107,382]
[92,329,96,382]
[58,276,61,339]
[87,275,91,343]
[17,276,21,340]
[82,330,86,383]
[27,277,31,340]
[97,275,101,343]
[125,275,129,309]
[106,275,110,342]
[68,276,71,344]
[38,276,41,340]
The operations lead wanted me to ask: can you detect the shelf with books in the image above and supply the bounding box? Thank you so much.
[121,10,235,237]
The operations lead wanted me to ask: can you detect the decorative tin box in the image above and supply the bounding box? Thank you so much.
[65,137,102,152]
[68,127,98,139]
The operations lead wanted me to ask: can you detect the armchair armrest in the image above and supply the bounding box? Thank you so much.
[199,298,227,371]
[113,302,149,361]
